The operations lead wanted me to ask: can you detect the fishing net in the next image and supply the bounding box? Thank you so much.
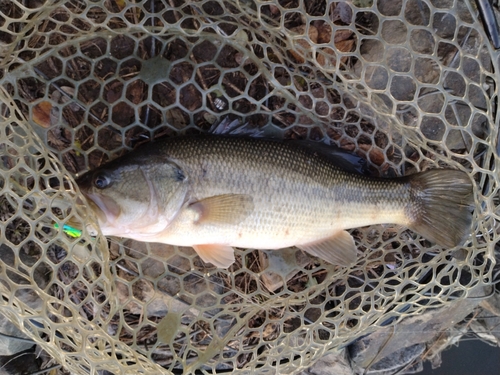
[0,0,497,373]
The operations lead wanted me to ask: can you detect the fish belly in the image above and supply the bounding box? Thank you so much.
[153,185,409,249]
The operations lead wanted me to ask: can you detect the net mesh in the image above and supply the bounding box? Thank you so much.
[0,0,497,373]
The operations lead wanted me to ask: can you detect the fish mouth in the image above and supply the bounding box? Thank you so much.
[82,192,121,226]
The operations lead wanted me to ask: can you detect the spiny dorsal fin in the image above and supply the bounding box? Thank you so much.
[193,244,235,268]
[189,194,254,225]
[297,230,357,266]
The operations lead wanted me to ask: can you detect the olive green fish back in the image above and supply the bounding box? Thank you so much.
[0,1,497,375]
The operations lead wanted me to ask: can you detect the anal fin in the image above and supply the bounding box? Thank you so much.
[296,230,357,267]
[193,244,235,268]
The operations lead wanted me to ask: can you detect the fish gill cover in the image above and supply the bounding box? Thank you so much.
[0,0,497,374]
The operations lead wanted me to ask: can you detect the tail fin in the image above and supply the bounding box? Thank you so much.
[406,169,474,248]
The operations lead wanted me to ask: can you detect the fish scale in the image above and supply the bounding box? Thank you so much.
[77,135,474,268]
[164,138,401,235]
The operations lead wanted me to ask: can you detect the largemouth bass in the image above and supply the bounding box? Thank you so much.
[77,136,474,268]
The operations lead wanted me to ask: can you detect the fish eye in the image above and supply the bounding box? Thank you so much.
[94,174,111,189]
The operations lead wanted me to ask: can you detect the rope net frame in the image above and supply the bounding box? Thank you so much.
[0,0,497,373]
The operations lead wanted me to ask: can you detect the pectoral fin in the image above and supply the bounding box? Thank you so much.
[297,230,357,266]
[189,194,254,225]
[193,244,235,268]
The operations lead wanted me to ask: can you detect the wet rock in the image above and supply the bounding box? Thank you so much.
[420,116,446,141]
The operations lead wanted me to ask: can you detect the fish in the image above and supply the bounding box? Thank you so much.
[76,135,474,268]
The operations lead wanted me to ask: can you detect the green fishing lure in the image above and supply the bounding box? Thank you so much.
[54,223,82,238]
